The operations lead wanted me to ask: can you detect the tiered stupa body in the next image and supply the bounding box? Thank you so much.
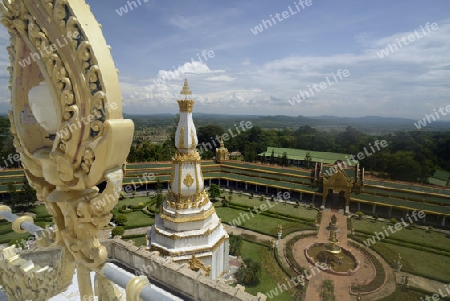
[149,79,229,279]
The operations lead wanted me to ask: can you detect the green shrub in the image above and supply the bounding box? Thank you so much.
[112,226,125,236]
[229,233,243,256]
[115,214,128,226]
[355,211,364,219]
[321,280,336,301]
[236,258,261,287]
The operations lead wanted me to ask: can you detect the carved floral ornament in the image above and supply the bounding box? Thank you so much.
[188,255,211,276]
[183,173,194,187]
[0,0,134,299]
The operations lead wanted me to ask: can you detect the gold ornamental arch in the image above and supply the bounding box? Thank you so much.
[322,169,353,208]
[0,0,134,299]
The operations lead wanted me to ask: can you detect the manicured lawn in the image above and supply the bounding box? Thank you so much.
[379,287,450,301]
[227,194,317,221]
[117,196,152,207]
[352,218,450,252]
[0,231,30,244]
[371,242,450,283]
[216,207,314,237]
[122,211,154,229]
[0,205,53,244]
[240,240,293,300]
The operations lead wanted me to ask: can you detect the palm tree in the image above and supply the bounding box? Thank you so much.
[236,258,261,287]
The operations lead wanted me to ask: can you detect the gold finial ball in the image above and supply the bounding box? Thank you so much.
[180,78,192,95]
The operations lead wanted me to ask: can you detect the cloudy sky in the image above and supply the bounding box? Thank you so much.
[0,0,449,119]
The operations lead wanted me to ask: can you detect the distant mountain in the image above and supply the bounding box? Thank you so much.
[82,113,450,134]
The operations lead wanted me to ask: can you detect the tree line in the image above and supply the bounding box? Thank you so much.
[127,122,450,183]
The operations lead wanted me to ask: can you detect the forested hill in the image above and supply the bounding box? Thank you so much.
[128,114,450,135]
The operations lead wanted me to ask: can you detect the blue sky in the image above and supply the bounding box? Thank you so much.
[0,0,449,119]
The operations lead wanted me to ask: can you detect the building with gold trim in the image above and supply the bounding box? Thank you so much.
[147,80,229,279]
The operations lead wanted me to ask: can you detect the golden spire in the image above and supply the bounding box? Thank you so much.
[178,78,195,112]
[180,78,192,98]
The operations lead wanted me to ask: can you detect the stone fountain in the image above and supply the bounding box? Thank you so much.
[305,215,359,275]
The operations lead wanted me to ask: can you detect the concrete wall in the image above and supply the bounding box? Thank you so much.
[104,239,266,301]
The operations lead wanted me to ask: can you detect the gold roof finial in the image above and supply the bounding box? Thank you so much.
[177,79,195,112]
[180,78,192,98]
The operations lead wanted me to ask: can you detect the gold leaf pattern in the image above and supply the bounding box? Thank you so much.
[183,173,194,187]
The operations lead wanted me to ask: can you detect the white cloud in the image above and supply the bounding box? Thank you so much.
[205,75,235,82]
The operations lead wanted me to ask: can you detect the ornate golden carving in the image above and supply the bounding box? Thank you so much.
[165,190,209,209]
[177,99,195,113]
[80,148,95,174]
[179,127,185,149]
[191,128,196,147]
[323,169,354,202]
[173,150,201,163]
[0,246,75,301]
[183,173,194,187]
[188,255,211,276]
[0,0,133,298]
[189,255,211,276]
[180,78,192,96]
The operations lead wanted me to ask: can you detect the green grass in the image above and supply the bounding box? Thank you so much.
[0,205,52,243]
[240,240,293,300]
[122,211,154,229]
[228,194,317,221]
[0,231,30,244]
[371,242,450,283]
[352,218,450,252]
[216,206,314,237]
[378,287,450,301]
[117,196,152,207]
